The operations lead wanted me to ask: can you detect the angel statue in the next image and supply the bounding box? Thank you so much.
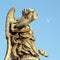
[5,8,48,60]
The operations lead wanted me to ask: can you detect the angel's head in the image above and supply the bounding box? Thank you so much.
[22,8,38,20]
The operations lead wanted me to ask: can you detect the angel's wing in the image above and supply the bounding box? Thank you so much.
[5,8,16,37]
[5,8,16,60]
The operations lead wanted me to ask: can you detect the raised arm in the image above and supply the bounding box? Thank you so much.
[10,8,38,32]
[14,8,38,29]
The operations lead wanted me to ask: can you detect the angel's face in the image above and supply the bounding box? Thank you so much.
[22,8,38,20]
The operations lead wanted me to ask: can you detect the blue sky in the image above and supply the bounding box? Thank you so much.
[0,0,60,60]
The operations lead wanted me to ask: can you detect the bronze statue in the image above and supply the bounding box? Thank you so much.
[5,8,48,60]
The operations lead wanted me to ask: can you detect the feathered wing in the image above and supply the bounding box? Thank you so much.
[5,8,16,60]
[6,7,16,37]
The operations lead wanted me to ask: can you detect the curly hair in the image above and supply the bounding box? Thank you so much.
[22,8,34,16]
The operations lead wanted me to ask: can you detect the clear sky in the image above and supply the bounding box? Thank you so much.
[0,0,60,60]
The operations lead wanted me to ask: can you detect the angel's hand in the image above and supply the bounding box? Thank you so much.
[38,50,48,57]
